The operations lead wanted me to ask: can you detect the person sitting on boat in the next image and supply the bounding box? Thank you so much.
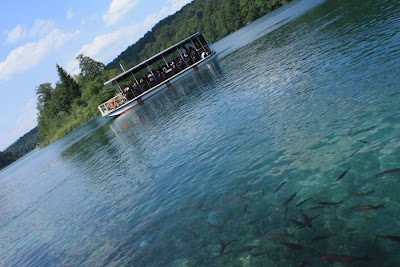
[189,47,199,61]
[124,86,134,100]
[175,57,184,69]
[139,78,149,91]
[154,69,163,80]
[183,52,192,65]
[130,82,141,96]
[147,72,155,85]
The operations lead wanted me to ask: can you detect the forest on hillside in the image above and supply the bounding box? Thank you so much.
[35,0,291,147]
[107,0,291,70]
[0,127,40,170]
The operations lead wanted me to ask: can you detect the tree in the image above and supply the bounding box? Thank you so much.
[36,83,53,113]
[76,54,105,78]
[0,151,17,170]
[56,64,81,107]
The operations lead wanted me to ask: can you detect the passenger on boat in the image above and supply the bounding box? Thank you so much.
[147,72,155,85]
[155,69,163,80]
[183,53,192,65]
[175,57,184,69]
[129,82,139,96]
[189,47,199,61]
[124,86,134,100]
[139,78,149,91]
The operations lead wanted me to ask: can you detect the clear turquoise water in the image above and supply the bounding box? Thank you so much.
[1,0,400,266]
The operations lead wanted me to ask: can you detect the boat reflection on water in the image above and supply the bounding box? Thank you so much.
[109,58,223,138]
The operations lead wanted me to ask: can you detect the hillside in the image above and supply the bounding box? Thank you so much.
[6,127,39,158]
[0,127,39,170]
[107,0,291,70]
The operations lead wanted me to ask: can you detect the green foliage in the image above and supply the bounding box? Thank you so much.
[1,127,40,169]
[0,151,17,170]
[36,59,117,146]
[107,0,291,70]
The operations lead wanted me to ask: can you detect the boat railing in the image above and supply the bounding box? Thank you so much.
[98,93,127,116]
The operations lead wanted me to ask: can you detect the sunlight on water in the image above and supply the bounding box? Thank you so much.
[1,0,400,266]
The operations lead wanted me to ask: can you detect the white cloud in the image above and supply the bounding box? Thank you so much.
[29,19,55,38]
[6,19,55,44]
[81,13,98,25]
[1,98,37,151]
[103,0,140,26]
[67,8,75,20]
[6,25,27,43]
[0,29,80,81]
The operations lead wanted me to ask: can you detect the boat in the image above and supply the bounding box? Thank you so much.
[98,32,217,117]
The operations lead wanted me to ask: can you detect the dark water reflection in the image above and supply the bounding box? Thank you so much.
[1,0,400,266]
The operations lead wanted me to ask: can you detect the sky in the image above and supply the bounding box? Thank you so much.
[0,0,193,151]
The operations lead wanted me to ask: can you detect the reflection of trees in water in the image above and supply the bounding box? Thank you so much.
[110,59,223,137]
[58,59,223,194]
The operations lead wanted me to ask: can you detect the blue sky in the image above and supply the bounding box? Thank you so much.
[0,0,192,150]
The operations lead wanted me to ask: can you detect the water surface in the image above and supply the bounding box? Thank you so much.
[1,0,400,266]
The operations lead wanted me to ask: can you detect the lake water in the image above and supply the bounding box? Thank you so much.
[1,0,400,266]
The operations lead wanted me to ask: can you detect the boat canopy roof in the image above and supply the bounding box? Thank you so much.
[104,32,203,87]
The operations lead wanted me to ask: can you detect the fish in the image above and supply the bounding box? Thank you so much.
[282,192,297,206]
[219,239,238,254]
[224,194,240,204]
[251,252,268,257]
[351,204,384,212]
[350,190,374,197]
[243,204,248,213]
[235,246,257,252]
[248,217,263,225]
[349,147,362,158]
[288,218,306,228]
[212,252,231,259]
[312,233,336,241]
[376,168,400,176]
[296,197,312,207]
[320,254,370,263]
[309,205,329,210]
[336,168,350,181]
[184,200,205,212]
[300,211,319,228]
[210,194,223,204]
[376,235,400,243]
[239,195,254,202]
[284,205,288,219]
[353,126,374,136]
[185,229,198,238]
[135,249,152,261]
[261,190,265,196]
[360,140,371,144]
[318,201,343,206]
[268,234,291,239]
[278,242,303,250]
[274,179,289,193]
[205,206,222,212]
[206,216,231,231]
